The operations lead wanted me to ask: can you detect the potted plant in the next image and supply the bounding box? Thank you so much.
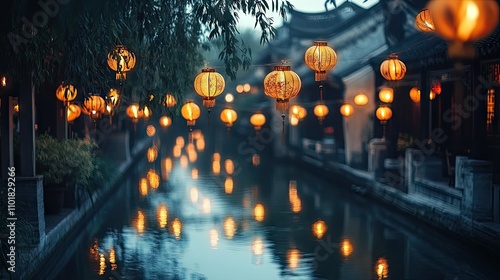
[35,134,97,214]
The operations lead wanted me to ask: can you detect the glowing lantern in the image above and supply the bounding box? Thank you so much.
[376,106,392,124]
[171,218,182,240]
[220,107,238,127]
[107,88,120,108]
[164,93,177,108]
[378,87,394,103]
[312,220,328,239]
[55,83,77,105]
[67,104,81,123]
[429,91,437,100]
[194,68,225,108]
[263,65,302,111]
[250,112,266,131]
[415,9,435,32]
[376,105,392,139]
[181,100,201,128]
[83,95,106,120]
[427,0,499,59]
[340,103,354,117]
[313,103,329,122]
[375,257,389,279]
[159,115,172,128]
[409,87,421,103]
[340,239,353,258]
[354,93,369,106]
[107,45,136,81]
[380,54,406,81]
[1,76,6,87]
[142,106,151,119]
[126,103,141,123]
[225,93,234,103]
[289,105,307,120]
[304,41,337,81]
[146,125,156,137]
[431,80,442,95]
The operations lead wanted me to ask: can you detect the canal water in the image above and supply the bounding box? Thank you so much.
[44,128,499,280]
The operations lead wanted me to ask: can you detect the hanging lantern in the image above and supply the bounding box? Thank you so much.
[107,45,136,81]
[429,90,437,100]
[415,9,435,32]
[159,115,172,128]
[55,83,77,105]
[378,87,394,103]
[427,0,499,59]
[263,65,302,111]
[313,103,329,122]
[67,103,81,123]
[311,220,328,239]
[181,100,201,127]
[376,106,393,124]
[431,80,442,95]
[165,93,177,108]
[380,54,406,81]
[220,107,238,127]
[304,41,337,81]
[409,87,421,103]
[354,93,369,106]
[126,103,141,123]
[250,112,266,131]
[142,105,151,119]
[107,88,120,108]
[289,105,307,120]
[340,103,354,117]
[83,95,106,120]
[193,68,225,108]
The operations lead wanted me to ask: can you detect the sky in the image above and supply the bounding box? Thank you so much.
[237,0,379,31]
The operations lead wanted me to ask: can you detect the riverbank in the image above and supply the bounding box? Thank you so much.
[286,150,500,257]
[9,135,152,280]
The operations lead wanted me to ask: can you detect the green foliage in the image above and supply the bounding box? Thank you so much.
[35,134,97,189]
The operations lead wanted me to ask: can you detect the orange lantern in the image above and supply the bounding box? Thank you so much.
[313,103,329,122]
[354,93,369,106]
[409,87,421,103]
[55,83,77,105]
[429,90,437,100]
[304,41,337,81]
[165,93,177,108]
[376,106,392,124]
[431,80,442,95]
[378,87,394,103]
[159,115,172,128]
[340,103,354,117]
[250,112,266,131]
[107,45,136,81]
[220,107,238,127]
[427,0,499,59]
[289,105,307,120]
[415,9,435,32]
[181,100,201,127]
[194,68,225,108]
[67,103,81,123]
[263,65,302,111]
[380,54,406,81]
[311,220,328,239]
[126,103,141,123]
[83,94,106,120]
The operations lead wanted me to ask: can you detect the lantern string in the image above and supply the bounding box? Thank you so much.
[281,113,285,144]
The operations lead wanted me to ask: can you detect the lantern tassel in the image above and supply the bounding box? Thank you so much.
[281,113,285,144]
[319,82,323,102]
[207,108,211,127]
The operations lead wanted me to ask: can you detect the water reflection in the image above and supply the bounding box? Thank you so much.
[52,127,500,280]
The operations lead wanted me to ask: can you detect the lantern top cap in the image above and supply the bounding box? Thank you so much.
[313,41,328,46]
[201,67,216,72]
[273,65,291,71]
[388,53,399,59]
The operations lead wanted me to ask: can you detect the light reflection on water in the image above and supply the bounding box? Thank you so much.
[51,128,500,280]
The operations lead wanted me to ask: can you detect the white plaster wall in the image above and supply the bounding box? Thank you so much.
[342,66,375,166]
